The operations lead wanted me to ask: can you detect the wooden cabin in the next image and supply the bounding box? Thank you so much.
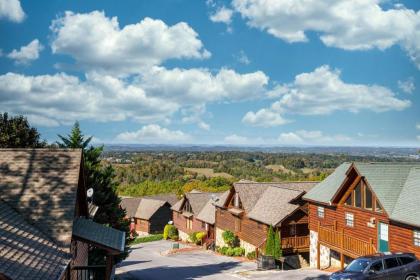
[171,190,222,243]
[120,194,178,235]
[303,162,420,270]
[0,149,125,280]
[214,181,316,256]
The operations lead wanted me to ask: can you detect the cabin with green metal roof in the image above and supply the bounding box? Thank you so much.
[303,162,420,270]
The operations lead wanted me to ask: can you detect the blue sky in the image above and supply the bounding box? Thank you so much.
[0,0,419,146]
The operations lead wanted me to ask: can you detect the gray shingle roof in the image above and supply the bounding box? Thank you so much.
[195,192,226,225]
[73,217,125,253]
[217,181,317,226]
[185,192,215,214]
[303,162,420,227]
[0,149,82,250]
[0,200,71,280]
[120,193,177,220]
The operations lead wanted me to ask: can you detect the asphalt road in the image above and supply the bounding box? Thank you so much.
[116,240,330,280]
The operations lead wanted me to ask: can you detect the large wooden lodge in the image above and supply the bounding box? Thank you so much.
[304,162,420,269]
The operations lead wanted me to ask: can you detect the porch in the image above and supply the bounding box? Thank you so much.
[316,223,376,269]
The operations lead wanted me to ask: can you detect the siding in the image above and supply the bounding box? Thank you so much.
[135,218,150,233]
[149,205,172,233]
[173,211,206,234]
[389,222,420,259]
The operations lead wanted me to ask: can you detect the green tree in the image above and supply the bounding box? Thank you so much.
[58,121,130,264]
[265,225,275,256]
[0,112,46,148]
[273,229,282,259]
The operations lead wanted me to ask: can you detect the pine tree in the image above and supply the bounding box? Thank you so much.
[273,229,282,259]
[265,225,275,256]
[57,121,130,264]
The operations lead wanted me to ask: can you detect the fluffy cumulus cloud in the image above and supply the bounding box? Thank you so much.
[243,65,410,127]
[278,130,351,145]
[398,77,415,94]
[210,6,234,32]
[0,72,179,127]
[7,39,43,65]
[0,65,269,127]
[232,0,420,69]
[50,11,210,74]
[115,124,191,143]
[0,0,25,22]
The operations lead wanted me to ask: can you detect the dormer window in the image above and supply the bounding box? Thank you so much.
[234,192,240,208]
[229,191,242,209]
[183,200,192,213]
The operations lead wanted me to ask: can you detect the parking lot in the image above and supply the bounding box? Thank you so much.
[116,240,331,280]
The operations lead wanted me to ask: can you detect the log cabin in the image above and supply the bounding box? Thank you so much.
[0,149,125,280]
[214,181,316,257]
[303,162,420,270]
[171,190,224,243]
[120,194,178,235]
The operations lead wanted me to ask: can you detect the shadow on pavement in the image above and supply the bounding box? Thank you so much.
[303,274,330,280]
[117,261,242,280]
[118,260,151,268]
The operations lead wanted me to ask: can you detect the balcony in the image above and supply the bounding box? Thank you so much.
[281,236,310,251]
[318,224,376,259]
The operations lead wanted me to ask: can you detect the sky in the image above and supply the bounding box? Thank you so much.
[0,0,419,147]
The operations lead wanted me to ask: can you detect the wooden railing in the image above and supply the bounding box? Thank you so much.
[318,225,376,258]
[281,236,309,249]
[72,265,106,280]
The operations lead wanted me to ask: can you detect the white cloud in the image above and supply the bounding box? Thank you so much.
[243,65,410,127]
[242,108,288,127]
[398,77,415,94]
[278,130,352,145]
[7,39,43,65]
[50,11,210,74]
[210,6,233,24]
[232,0,420,69]
[181,105,211,130]
[235,50,250,65]
[0,0,25,23]
[417,124,420,130]
[115,125,191,143]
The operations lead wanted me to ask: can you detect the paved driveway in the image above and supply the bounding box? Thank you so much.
[116,240,330,280]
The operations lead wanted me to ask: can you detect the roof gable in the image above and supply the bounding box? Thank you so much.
[0,149,83,250]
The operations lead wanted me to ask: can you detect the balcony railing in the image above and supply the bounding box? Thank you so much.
[72,265,106,280]
[281,236,309,249]
[318,225,376,258]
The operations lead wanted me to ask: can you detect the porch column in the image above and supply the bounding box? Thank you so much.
[105,254,114,280]
[317,222,321,269]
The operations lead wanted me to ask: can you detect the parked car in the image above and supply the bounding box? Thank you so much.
[329,253,420,280]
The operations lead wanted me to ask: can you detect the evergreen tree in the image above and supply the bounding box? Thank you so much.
[58,122,130,264]
[273,229,282,259]
[265,225,275,256]
[0,112,46,148]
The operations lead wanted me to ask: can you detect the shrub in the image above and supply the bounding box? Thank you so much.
[195,231,207,245]
[189,232,198,244]
[130,234,163,245]
[246,251,256,260]
[220,246,229,255]
[233,247,245,256]
[222,230,236,247]
[273,229,282,259]
[167,225,178,240]
[226,247,234,256]
[163,224,171,240]
[265,225,275,256]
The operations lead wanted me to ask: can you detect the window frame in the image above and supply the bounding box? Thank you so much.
[413,230,420,247]
[345,212,354,227]
[317,206,325,219]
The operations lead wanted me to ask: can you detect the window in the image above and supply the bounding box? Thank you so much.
[344,193,353,206]
[183,200,192,213]
[399,256,415,265]
[290,224,296,236]
[370,261,384,272]
[354,182,362,208]
[384,258,400,269]
[414,230,420,247]
[345,212,354,227]
[317,206,325,218]
[186,218,193,230]
[364,186,373,210]
[375,199,383,213]
[201,221,206,229]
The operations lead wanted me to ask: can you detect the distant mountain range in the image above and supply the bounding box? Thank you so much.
[104,144,419,158]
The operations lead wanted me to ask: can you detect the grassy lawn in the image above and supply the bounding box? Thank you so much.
[130,234,163,245]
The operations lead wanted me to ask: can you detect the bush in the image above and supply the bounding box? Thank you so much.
[222,230,236,247]
[226,247,234,256]
[167,225,178,240]
[189,232,198,244]
[195,231,207,245]
[163,224,171,240]
[246,251,256,260]
[220,246,229,255]
[130,234,163,245]
[233,247,245,256]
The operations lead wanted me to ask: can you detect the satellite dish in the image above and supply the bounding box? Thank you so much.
[87,188,94,198]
